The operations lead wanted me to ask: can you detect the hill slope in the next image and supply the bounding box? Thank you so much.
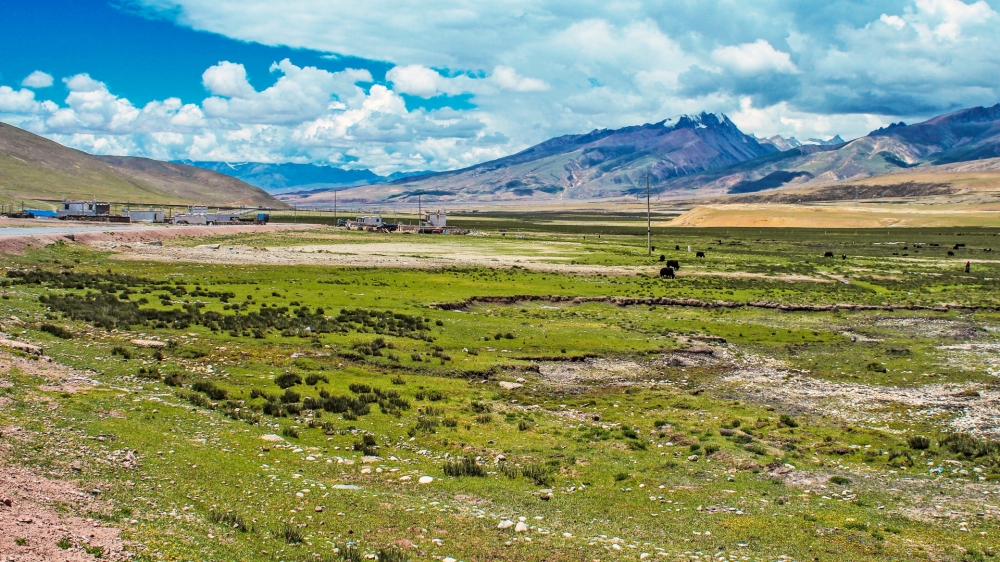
[0,122,285,208]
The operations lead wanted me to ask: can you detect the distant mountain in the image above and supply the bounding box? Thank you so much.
[283,112,778,205]
[0,122,284,208]
[652,104,1000,195]
[758,134,845,151]
[180,161,433,194]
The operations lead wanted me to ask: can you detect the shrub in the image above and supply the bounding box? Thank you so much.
[442,418,458,428]
[427,390,444,401]
[779,414,799,428]
[829,475,851,485]
[653,420,669,428]
[517,420,532,431]
[110,345,133,359]
[865,362,888,373]
[163,373,185,387]
[391,375,406,385]
[191,381,227,401]
[744,443,767,455]
[475,413,493,424]
[304,373,329,386]
[280,389,300,404]
[443,457,486,477]
[278,524,303,544]
[410,353,423,362]
[339,545,363,562]
[178,390,211,409]
[56,538,72,549]
[627,440,647,451]
[275,373,302,389]
[470,401,491,413]
[376,546,409,562]
[614,472,630,482]
[39,323,73,339]
[348,383,372,394]
[521,464,552,486]
[209,510,252,533]
[622,427,639,439]
[704,444,720,456]
[907,435,931,450]
[282,426,299,439]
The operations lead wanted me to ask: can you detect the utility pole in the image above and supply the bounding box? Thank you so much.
[646,173,652,255]
[417,192,422,232]
[334,190,337,225]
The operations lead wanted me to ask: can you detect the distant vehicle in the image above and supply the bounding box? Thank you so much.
[172,208,269,225]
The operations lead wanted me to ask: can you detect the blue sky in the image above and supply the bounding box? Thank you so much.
[2,0,999,173]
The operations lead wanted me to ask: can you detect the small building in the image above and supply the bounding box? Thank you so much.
[125,209,165,223]
[58,200,110,217]
[423,211,446,228]
[354,215,384,228]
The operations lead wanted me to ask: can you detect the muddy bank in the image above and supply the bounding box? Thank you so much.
[432,294,977,313]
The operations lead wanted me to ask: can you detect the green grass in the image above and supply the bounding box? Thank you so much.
[0,225,998,561]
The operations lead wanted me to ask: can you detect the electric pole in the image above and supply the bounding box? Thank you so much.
[334,190,338,225]
[646,173,651,255]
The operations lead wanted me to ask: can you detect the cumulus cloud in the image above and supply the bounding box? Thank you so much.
[3,0,1000,171]
[21,71,54,88]
[711,40,798,75]
[386,65,548,98]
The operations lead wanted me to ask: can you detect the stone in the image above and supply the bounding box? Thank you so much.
[497,520,515,530]
[418,476,434,484]
[499,381,523,390]
[1,498,12,507]
[687,455,699,461]
[70,460,83,472]
[260,434,285,442]
[315,506,324,512]
[399,475,412,481]
[515,377,526,383]
[515,521,529,533]
[332,484,362,490]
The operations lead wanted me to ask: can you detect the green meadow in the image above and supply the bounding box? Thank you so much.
[1,224,999,561]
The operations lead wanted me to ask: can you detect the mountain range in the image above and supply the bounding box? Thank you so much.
[178,161,432,194]
[0,122,283,208]
[278,103,1000,205]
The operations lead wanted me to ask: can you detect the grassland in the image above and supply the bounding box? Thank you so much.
[1,224,999,561]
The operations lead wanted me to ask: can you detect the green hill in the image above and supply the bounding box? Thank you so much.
[0,122,287,209]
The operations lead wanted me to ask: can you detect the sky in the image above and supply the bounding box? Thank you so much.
[2,0,1000,174]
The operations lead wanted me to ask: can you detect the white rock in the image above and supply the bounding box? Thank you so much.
[443,558,457,562]
[418,476,434,484]
[497,520,515,530]
[515,521,529,533]
[399,475,412,481]
[640,553,651,559]
[260,434,285,442]
[499,381,523,390]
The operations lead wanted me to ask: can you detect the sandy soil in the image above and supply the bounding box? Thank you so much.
[0,464,130,561]
[97,241,837,283]
[670,204,1000,228]
[720,351,1000,437]
[0,223,314,254]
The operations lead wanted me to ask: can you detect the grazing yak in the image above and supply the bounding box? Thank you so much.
[666,259,680,269]
[659,267,675,279]
[695,251,706,258]
[824,251,835,258]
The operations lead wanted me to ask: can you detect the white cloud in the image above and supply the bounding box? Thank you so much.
[880,14,907,30]
[202,59,373,124]
[21,71,54,88]
[3,0,1000,173]
[202,61,257,98]
[711,40,798,75]
[386,64,548,98]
